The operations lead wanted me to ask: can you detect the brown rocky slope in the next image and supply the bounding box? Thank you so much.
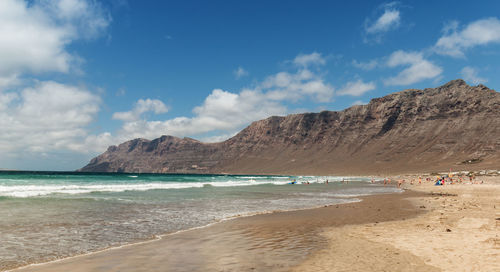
[79,79,500,175]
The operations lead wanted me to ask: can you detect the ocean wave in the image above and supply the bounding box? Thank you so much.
[0,179,294,198]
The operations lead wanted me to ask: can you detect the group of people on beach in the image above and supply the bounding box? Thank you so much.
[388,173,484,188]
[289,174,484,187]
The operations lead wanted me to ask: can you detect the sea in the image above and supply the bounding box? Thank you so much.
[0,171,401,270]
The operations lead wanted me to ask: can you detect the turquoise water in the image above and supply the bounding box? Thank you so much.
[0,171,400,270]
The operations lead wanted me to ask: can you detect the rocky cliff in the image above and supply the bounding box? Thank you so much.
[79,79,500,175]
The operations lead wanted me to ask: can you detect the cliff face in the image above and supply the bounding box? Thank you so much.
[82,136,223,173]
[80,80,500,175]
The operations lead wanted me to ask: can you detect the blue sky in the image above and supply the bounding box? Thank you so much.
[1,0,500,170]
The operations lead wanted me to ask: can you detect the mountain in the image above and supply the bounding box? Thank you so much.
[79,79,500,175]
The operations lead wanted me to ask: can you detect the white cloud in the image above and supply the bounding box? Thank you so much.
[460,66,487,84]
[337,80,376,96]
[262,69,334,102]
[384,50,442,86]
[0,0,112,169]
[293,52,326,67]
[365,9,400,34]
[42,0,110,39]
[0,0,110,88]
[0,81,101,154]
[78,132,115,154]
[110,89,286,141]
[363,2,401,43]
[352,59,379,70]
[0,73,20,90]
[112,99,168,121]
[435,17,500,58]
[233,66,249,79]
[441,20,459,35]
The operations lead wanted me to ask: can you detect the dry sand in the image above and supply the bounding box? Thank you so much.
[294,176,500,272]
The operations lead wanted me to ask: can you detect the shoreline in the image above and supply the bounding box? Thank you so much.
[7,195,364,272]
[10,189,419,272]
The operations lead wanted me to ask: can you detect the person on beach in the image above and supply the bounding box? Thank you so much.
[418,176,422,185]
[397,180,402,188]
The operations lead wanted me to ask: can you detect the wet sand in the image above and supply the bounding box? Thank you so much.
[12,191,425,272]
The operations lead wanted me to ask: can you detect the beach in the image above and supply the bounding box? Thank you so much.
[6,175,499,272]
[294,175,500,272]
[0,173,397,271]
[12,190,423,272]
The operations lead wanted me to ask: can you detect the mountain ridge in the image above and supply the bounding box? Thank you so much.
[79,79,500,175]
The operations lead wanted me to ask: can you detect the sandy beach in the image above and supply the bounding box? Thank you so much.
[10,175,499,272]
[295,175,500,272]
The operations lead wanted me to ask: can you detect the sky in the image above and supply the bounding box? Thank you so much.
[1,0,500,170]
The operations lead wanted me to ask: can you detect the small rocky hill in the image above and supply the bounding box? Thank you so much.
[79,79,500,175]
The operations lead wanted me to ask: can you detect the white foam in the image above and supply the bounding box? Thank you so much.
[0,175,376,198]
[0,179,293,198]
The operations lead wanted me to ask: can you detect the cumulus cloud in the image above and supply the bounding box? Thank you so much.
[460,66,487,84]
[337,80,376,96]
[40,0,110,39]
[434,17,500,58]
[0,73,20,90]
[112,99,168,122]
[0,0,110,88]
[0,0,111,168]
[0,81,101,154]
[110,89,286,141]
[262,69,334,102]
[384,50,442,86]
[233,66,249,79]
[293,52,326,67]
